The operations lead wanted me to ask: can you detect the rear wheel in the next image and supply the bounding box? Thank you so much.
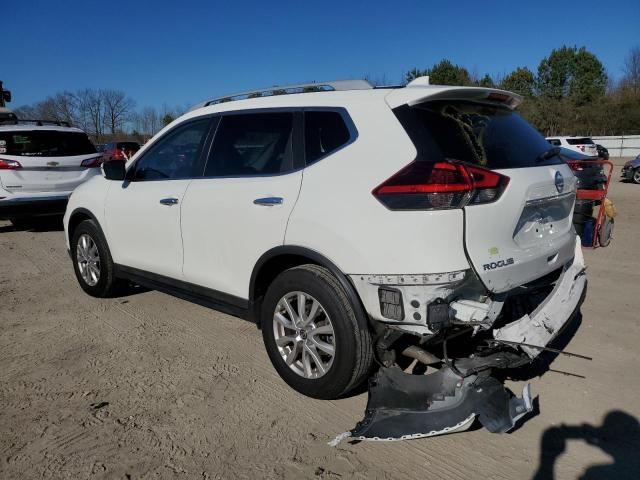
[598,217,614,247]
[261,264,373,399]
[71,219,119,297]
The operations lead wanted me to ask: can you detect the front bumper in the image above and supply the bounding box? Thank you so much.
[621,165,634,180]
[0,194,70,219]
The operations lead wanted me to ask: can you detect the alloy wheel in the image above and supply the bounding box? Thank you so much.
[272,291,335,379]
[76,233,101,286]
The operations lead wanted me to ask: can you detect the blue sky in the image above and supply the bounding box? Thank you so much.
[5,0,639,110]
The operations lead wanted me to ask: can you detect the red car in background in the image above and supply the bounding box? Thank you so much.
[102,141,140,161]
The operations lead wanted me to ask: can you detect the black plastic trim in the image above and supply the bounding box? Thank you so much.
[114,264,251,321]
[0,196,69,219]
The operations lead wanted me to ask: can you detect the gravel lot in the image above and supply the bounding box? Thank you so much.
[1,163,639,480]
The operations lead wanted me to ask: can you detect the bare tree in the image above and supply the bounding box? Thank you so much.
[76,89,105,141]
[102,89,135,135]
[622,46,640,93]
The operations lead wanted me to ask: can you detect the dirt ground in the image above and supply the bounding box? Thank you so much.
[1,162,639,480]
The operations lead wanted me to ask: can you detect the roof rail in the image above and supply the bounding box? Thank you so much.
[0,118,72,127]
[192,79,373,110]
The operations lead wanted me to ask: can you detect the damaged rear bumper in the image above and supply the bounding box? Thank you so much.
[494,236,586,358]
[331,366,534,445]
[332,237,586,444]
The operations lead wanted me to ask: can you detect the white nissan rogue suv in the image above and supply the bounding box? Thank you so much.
[64,79,586,402]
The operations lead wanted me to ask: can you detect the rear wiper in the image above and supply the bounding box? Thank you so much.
[536,147,561,162]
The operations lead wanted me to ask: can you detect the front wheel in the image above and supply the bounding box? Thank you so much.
[261,264,373,399]
[633,168,640,185]
[71,219,120,297]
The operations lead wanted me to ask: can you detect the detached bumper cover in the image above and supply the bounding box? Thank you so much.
[330,367,532,445]
[0,195,69,219]
[330,237,586,446]
[494,236,586,357]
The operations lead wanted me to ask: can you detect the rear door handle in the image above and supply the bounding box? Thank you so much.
[253,197,283,206]
[159,197,179,206]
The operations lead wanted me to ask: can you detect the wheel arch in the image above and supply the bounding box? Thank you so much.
[249,246,369,330]
[67,208,107,247]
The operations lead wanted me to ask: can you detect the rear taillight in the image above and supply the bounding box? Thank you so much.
[0,158,22,169]
[372,161,509,210]
[112,149,124,160]
[81,157,104,168]
[567,162,584,172]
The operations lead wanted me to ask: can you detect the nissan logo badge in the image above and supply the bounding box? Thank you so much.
[555,171,564,193]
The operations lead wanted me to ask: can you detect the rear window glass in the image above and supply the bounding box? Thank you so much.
[205,112,293,176]
[566,138,594,145]
[116,142,140,150]
[0,130,96,157]
[394,101,562,169]
[304,111,351,164]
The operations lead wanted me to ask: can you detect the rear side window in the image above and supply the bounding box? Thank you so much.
[566,138,594,145]
[394,101,562,169]
[547,139,561,146]
[304,111,351,164]
[204,112,293,176]
[0,130,96,157]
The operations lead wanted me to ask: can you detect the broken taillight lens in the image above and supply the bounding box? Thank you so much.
[372,161,509,210]
[0,158,22,169]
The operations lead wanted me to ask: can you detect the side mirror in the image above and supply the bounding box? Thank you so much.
[102,160,126,181]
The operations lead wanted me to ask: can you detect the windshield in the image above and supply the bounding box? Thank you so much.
[0,130,96,157]
[394,101,562,169]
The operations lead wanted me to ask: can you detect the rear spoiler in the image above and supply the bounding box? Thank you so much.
[385,86,523,110]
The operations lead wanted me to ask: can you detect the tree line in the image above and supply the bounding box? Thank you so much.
[12,44,640,141]
[404,45,640,136]
[13,89,186,144]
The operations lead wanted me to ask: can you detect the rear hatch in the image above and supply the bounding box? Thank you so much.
[0,129,102,193]
[566,137,597,157]
[390,94,577,293]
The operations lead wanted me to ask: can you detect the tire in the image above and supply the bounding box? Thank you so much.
[261,264,373,400]
[598,217,614,247]
[633,168,640,185]
[9,218,32,229]
[70,219,119,297]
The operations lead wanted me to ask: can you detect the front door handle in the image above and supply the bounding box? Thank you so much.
[253,197,283,206]
[159,197,179,206]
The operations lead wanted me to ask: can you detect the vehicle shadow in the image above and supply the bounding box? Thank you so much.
[531,410,640,480]
[0,216,64,233]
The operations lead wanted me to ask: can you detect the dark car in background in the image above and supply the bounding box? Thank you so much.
[102,141,140,161]
[596,144,609,160]
[621,155,640,184]
[558,147,607,237]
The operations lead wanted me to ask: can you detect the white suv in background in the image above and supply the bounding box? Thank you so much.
[546,136,598,156]
[0,120,103,224]
[64,80,586,406]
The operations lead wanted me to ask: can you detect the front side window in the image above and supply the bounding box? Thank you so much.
[131,119,210,181]
[204,112,293,177]
[0,130,96,157]
[304,110,351,165]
